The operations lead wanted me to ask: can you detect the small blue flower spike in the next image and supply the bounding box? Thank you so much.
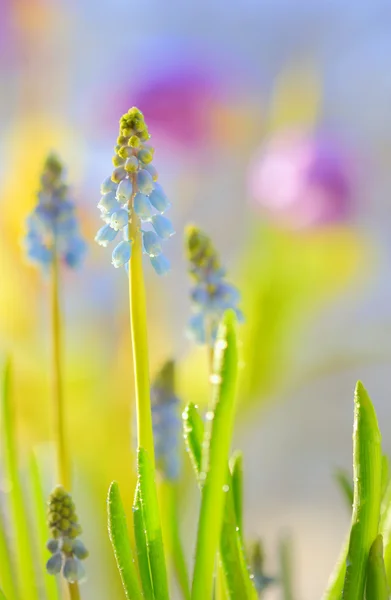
[95,107,174,274]
[151,360,181,481]
[185,225,244,346]
[24,154,86,270]
[46,486,88,584]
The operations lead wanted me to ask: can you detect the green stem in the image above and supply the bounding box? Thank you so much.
[1,360,40,600]
[51,248,70,489]
[68,584,80,600]
[128,192,155,466]
[279,537,295,600]
[133,485,154,599]
[29,453,60,600]
[52,250,81,600]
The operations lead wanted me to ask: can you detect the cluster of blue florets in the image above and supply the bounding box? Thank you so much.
[185,226,243,345]
[46,486,88,584]
[24,154,86,270]
[151,361,181,480]
[95,107,174,275]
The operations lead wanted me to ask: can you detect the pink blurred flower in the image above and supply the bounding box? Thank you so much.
[0,0,12,60]
[132,62,218,149]
[248,130,355,229]
[101,40,231,151]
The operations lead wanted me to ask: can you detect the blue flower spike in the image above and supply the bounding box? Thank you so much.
[151,360,182,481]
[95,107,174,274]
[46,486,88,584]
[24,153,86,270]
[185,225,244,346]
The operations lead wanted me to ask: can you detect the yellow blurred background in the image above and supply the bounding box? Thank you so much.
[1,1,391,598]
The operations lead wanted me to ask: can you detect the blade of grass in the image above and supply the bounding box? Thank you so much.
[334,469,353,511]
[1,359,39,600]
[190,309,239,600]
[133,485,154,600]
[0,589,7,600]
[216,558,227,600]
[365,534,389,600]
[279,536,295,600]
[182,403,204,480]
[137,448,169,600]
[0,510,17,600]
[342,381,382,600]
[333,457,391,598]
[229,452,243,535]
[107,481,143,600]
[379,459,391,585]
[29,452,60,600]
[219,481,256,599]
[191,311,250,600]
[183,401,256,599]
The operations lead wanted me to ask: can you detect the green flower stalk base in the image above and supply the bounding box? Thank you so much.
[128,211,155,465]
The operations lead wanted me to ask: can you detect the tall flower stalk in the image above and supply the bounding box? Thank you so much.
[51,250,68,489]
[98,108,174,599]
[25,154,86,597]
[96,107,174,460]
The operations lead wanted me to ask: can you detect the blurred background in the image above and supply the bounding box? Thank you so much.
[1,0,391,598]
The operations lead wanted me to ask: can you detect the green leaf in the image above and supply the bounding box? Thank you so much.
[29,452,60,600]
[219,484,256,599]
[229,452,243,534]
[321,533,349,600]
[159,482,190,600]
[0,510,17,600]
[365,534,389,600]
[334,469,353,512]
[133,484,154,600]
[183,402,256,600]
[137,448,170,600]
[182,403,204,480]
[107,481,143,600]
[191,311,254,600]
[1,359,39,600]
[279,536,295,600]
[0,588,8,600]
[342,382,383,600]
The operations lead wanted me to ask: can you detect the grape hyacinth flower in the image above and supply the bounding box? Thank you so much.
[24,153,86,269]
[248,130,354,230]
[95,107,174,275]
[151,360,181,481]
[46,486,88,584]
[185,225,243,345]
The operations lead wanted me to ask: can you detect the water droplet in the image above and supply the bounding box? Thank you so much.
[209,374,222,385]
[235,526,240,532]
[199,472,207,481]
[206,411,214,421]
[215,339,227,351]
[222,484,229,492]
